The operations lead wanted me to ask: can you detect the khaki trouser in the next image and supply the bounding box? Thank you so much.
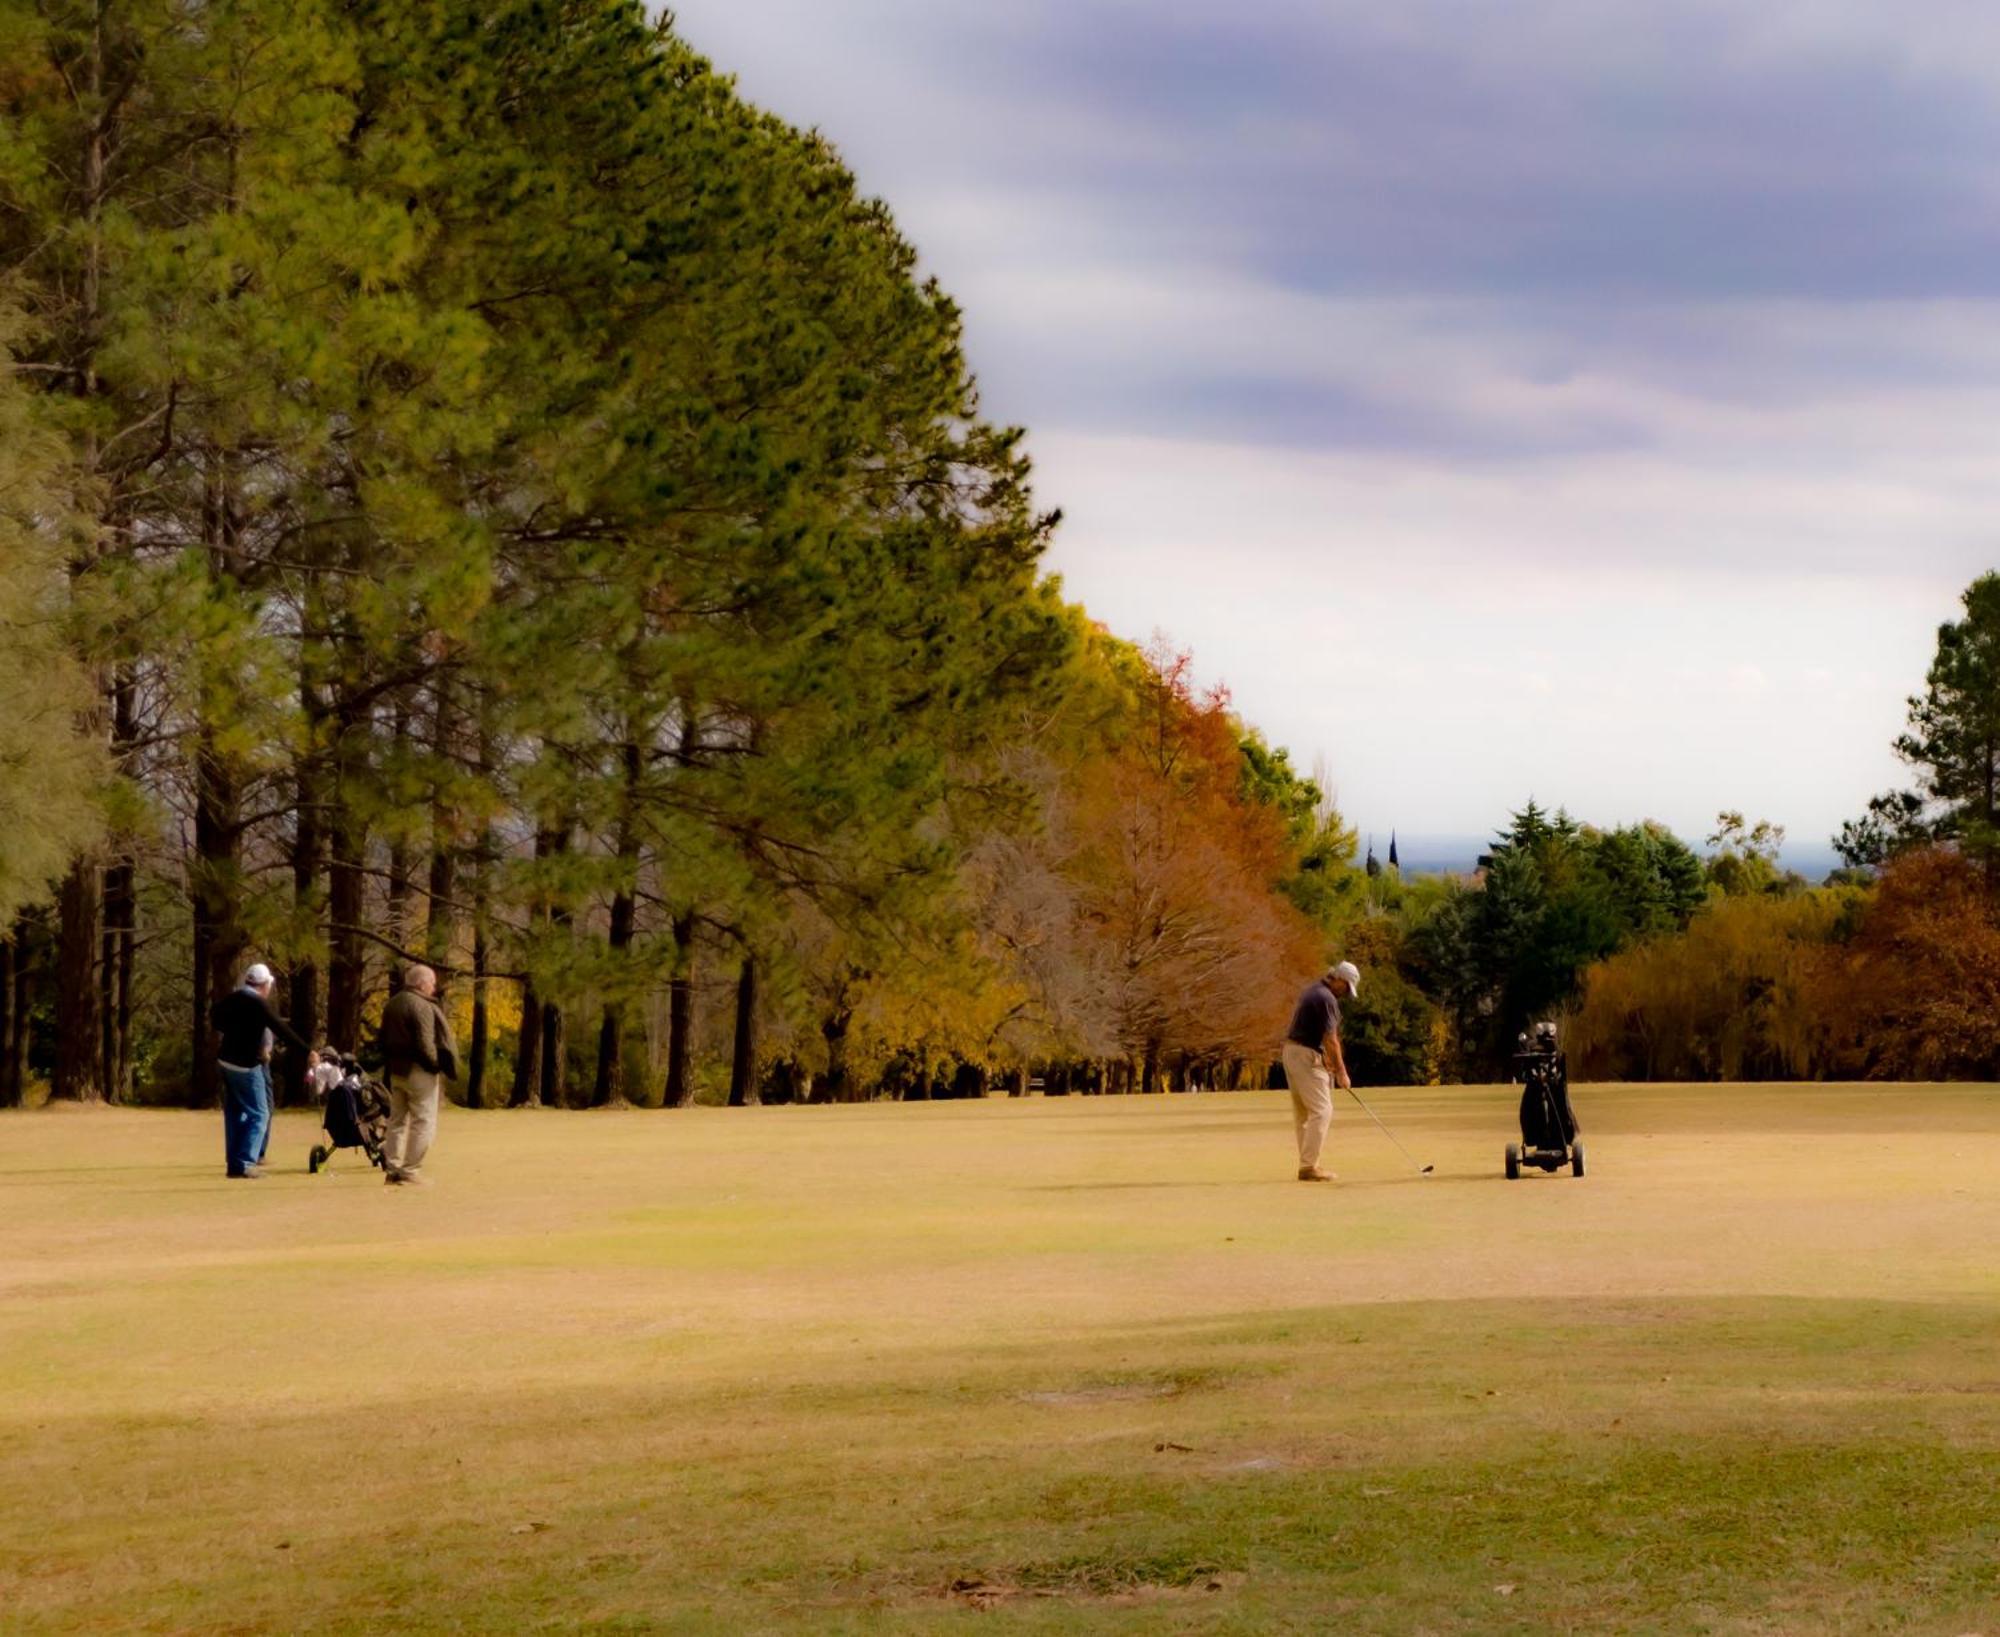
[1282,1042,1333,1170]
[383,1067,441,1179]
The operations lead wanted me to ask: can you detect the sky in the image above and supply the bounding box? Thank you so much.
[673,0,2000,847]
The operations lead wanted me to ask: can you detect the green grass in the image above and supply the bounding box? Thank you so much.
[4,1084,1999,1633]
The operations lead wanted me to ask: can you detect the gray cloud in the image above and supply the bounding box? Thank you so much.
[692,1,2000,299]
[682,0,2000,466]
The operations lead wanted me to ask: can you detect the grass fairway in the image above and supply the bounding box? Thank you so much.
[4,1085,1999,1635]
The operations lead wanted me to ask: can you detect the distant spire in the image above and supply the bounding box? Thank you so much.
[1388,831,1400,871]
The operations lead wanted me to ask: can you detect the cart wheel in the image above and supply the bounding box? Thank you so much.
[308,1145,327,1174]
[1505,1143,1521,1180]
[1571,1142,1586,1178]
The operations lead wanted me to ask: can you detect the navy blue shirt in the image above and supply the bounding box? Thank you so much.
[1286,980,1342,1051]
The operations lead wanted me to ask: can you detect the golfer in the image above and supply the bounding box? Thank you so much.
[210,963,315,1180]
[1282,961,1359,1182]
[378,963,456,1187]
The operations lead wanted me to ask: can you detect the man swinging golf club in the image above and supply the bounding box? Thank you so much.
[1283,960,1359,1182]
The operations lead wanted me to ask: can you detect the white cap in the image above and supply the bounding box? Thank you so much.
[242,963,275,989]
[1331,960,1361,996]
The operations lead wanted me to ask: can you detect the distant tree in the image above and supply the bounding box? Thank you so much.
[1588,821,1709,932]
[1237,734,1363,931]
[1838,573,2000,885]
[1706,812,1803,897]
[1410,804,1712,1074]
[1566,887,1860,1081]
[1335,917,1444,1086]
[1833,791,1928,872]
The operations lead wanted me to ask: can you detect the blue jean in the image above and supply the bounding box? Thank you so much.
[221,1063,271,1175]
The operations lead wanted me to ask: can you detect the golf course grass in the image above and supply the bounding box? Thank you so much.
[4,1084,1998,1634]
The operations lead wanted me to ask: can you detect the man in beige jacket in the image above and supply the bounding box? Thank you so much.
[378,964,456,1187]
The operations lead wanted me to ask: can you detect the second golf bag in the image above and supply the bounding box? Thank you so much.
[309,1056,390,1173]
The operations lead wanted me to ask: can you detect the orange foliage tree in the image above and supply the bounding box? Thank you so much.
[1061,644,1324,1089]
[1838,847,2000,1080]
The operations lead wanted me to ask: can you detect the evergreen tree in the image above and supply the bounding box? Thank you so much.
[0,315,105,927]
[1838,574,2000,884]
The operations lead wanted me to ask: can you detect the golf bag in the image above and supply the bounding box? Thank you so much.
[1516,1045,1576,1149]
[1506,1022,1584,1178]
[309,1056,390,1173]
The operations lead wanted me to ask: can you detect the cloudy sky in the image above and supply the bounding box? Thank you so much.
[675,0,2000,848]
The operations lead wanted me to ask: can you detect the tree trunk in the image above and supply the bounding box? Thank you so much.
[99,857,130,1103]
[591,1003,621,1108]
[819,1004,853,1103]
[663,912,695,1107]
[533,820,572,1106]
[591,879,635,1108]
[188,714,243,1109]
[464,710,494,1110]
[51,861,103,1102]
[425,671,458,964]
[284,703,324,1104]
[385,696,412,950]
[466,917,488,1109]
[97,664,137,1102]
[538,998,566,1108]
[727,955,757,1106]
[508,975,541,1107]
[0,935,15,1109]
[326,698,367,1051]
[591,738,641,1108]
[8,933,29,1103]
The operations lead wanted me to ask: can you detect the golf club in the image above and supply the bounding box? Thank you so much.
[1345,1085,1434,1174]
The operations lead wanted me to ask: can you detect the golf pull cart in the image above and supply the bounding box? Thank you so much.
[1505,1022,1584,1179]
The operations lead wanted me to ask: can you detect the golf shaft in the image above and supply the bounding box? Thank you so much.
[1345,1085,1433,1173]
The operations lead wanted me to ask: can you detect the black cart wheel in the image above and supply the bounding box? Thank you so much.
[1571,1142,1586,1178]
[1505,1143,1522,1180]
[309,1145,327,1174]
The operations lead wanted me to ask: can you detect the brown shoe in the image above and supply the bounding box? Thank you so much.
[1297,1167,1336,1182]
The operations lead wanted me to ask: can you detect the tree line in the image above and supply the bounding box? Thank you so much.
[0,0,1357,1110]
[7,3,1993,1108]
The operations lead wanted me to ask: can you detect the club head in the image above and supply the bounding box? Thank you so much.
[1419,1164,1435,1174]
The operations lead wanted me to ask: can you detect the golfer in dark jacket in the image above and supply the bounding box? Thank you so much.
[378,963,456,1186]
[1282,961,1359,1182]
[211,963,315,1180]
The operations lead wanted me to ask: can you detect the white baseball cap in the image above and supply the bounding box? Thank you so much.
[242,962,275,988]
[1331,960,1361,995]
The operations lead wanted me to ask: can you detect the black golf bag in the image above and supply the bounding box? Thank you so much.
[1506,1024,1584,1178]
[1517,1050,1576,1149]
